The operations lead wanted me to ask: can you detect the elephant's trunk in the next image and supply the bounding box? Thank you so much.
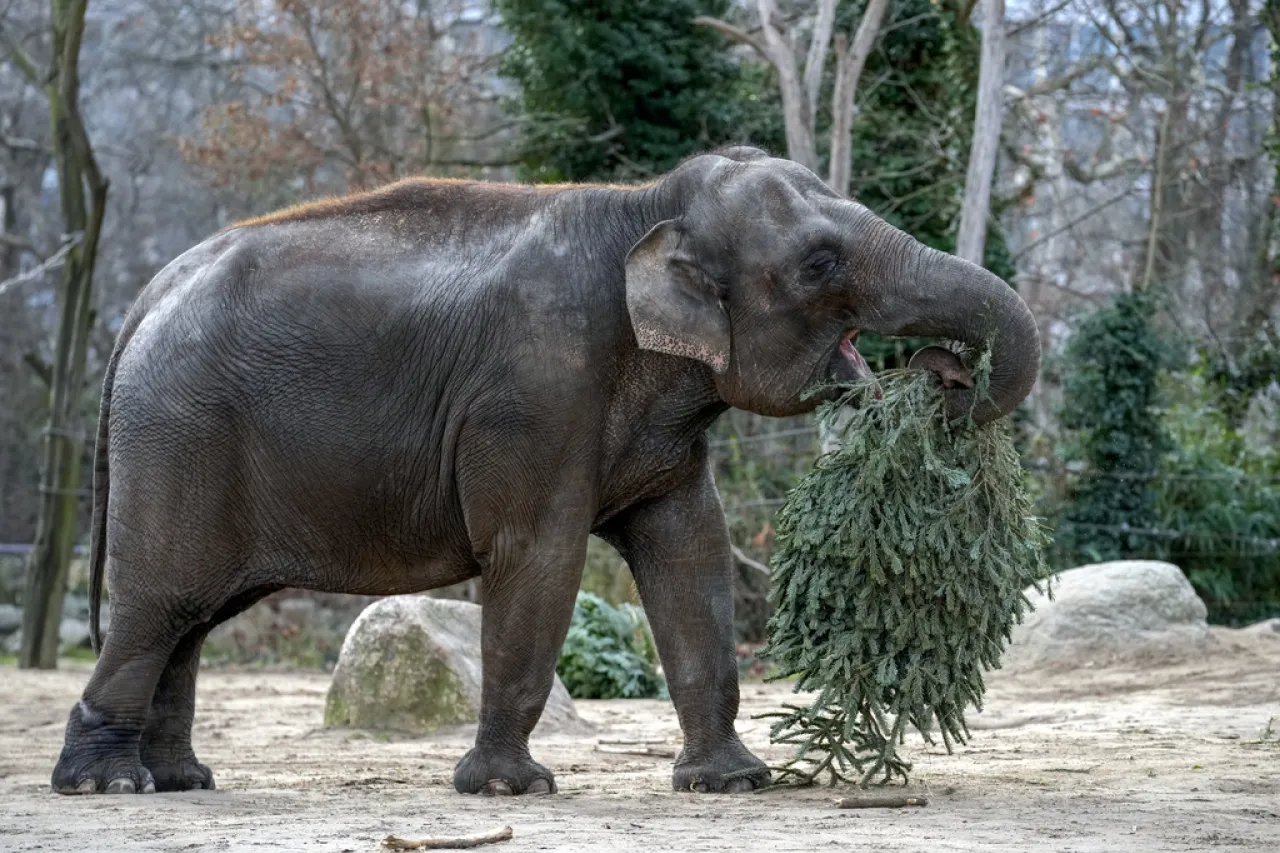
[857,225,1040,425]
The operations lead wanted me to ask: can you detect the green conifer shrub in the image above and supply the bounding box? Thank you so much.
[1055,292,1170,565]
[556,592,665,699]
[760,357,1051,786]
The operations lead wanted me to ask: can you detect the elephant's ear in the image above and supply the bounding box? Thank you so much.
[624,219,731,374]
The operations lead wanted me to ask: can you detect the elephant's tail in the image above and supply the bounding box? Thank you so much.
[89,309,145,656]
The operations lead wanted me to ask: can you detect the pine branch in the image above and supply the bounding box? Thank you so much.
[758,363,1052,788]
[692,16,769,60]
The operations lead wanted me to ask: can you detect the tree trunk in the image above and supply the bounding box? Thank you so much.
[955,0,1005,265]
[828,0,891,197]
[1229,0,1280,355]
[0,186,16,281]
[18,0,108,670]
[756,0,818,170]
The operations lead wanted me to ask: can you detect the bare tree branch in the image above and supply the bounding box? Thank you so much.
[1006,0,1074,40]
[0,22,44,84]
[0,232,36,254]
[0,232,82,298]
[0,132,49,153]
[23,352,51,388]
[803,0,838,118]
[731,544,771,577]
[828,0,891,196]
[692,15,769,60]
[1006,55,1111,100]
[1011,188,1137,261]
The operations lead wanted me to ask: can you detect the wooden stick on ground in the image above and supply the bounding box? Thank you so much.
[382,826,514,850]
[834,795,929,809]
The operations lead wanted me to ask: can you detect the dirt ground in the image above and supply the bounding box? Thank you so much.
[2,627,1278,853]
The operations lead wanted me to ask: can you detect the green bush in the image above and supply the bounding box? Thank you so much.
[1055,291,1171,565]
[557,592,665,699]
[1154,362,1280,625]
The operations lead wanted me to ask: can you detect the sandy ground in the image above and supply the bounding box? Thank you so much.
[2,628,1278,853]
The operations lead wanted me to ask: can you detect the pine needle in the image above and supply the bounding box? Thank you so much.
[760,354,1052,787]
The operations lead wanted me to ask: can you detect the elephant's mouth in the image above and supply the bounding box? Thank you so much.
[829,328,873,382]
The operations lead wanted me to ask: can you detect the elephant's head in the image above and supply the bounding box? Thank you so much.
[625,148,1039,423]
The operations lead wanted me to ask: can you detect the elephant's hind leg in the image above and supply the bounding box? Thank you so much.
[51,594,187,794]
[140,625,215,792]
[139,586,276,792]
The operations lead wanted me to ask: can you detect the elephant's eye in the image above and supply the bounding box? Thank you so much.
[801,248,841,281]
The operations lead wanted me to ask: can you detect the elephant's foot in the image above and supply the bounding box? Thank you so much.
[52,701,156,795]
[453,745,556,796]
[142,751,216,792]
[673,738,771,793]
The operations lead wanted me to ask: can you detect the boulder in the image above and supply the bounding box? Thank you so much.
[325,596,587,735]
[1242,617,1280,636]
[1002,560,1213,671]
[0,603,21,636]
[59,617,91,650]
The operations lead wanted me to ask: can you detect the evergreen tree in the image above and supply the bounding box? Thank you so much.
[496,0,782,183]
[1056,292,1171,564]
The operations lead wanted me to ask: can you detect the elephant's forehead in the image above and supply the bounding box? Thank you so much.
[711,160,836,225]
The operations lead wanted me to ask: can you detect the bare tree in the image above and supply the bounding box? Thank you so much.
[180,0,513,205]
[1,0,109,669]
[696,0,890,192]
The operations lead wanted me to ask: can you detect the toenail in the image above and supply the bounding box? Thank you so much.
[76,778,96,794]
[106,778,136,794]
[482,779,514,796]
[142,780,156,794]
[526,778,552,795]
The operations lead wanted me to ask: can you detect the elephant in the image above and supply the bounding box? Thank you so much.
[51,146,1039,798]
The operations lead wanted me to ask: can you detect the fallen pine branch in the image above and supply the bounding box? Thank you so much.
[834,795,929,809]
[382,826,513,850]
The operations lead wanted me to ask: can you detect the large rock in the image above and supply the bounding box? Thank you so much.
[325,596,586,735]
[59,618,91,649]
[1002,560,1213,670]
[0,603,21,636]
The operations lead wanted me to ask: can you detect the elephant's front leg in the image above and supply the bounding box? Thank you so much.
[601,467,771,793]
[453,526,588,796]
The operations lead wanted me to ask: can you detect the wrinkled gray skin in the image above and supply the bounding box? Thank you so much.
[52,148,1039,798]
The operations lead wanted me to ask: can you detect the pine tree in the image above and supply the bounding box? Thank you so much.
[1056,292,1170,564]
[496,0,781,182]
